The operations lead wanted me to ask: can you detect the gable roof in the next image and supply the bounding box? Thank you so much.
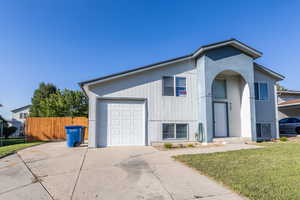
[11,105,31,113]
[79,38,281,89]
[254,63,285,80]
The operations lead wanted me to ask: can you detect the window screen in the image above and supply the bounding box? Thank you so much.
[176,124,188,139]
[256,123,262,138]
[163,76,174,96]
[176,77,187,96]
[260,83,268,100]
[256,123,271,138]
[254,82,268,100]
[212,79,226,99]
[163,124,175,139]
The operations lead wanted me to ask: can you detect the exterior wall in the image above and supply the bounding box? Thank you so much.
[254,69,279,138]
[85,46,280,147]
[87,60,198,147]
[197,46,256,142]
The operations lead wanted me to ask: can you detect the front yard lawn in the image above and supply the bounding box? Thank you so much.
[174,142,300,200]
[0,141,44,158]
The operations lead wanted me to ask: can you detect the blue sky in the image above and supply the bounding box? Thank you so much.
[1,0,300,119]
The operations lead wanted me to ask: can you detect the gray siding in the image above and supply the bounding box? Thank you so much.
[89,60,198,142]
[254,69,278,138]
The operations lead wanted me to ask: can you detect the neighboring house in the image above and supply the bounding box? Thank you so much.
[79,39,284,148]
[277,90,300,119]
[10,105,31,137]
[0,115,6,138]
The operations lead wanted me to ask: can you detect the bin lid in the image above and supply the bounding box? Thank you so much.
[65,125,84,129]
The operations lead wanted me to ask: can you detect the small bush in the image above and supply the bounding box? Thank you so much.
[279,137,288,142]
[187,143,194,148]
[164,143,173,149]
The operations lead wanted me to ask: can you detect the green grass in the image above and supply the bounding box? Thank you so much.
[174,142,300,200]
[0,138,26,146]
[0,141,44,157]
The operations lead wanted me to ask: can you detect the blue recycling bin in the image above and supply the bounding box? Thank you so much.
[65,126,85,147]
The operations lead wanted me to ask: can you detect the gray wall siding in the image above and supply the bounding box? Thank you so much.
[254,69,278,138]
[89,60,198,143]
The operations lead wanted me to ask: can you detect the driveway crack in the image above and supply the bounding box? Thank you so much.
[17,153,55,200]
[149,167,175,200]
[71,147,88,200]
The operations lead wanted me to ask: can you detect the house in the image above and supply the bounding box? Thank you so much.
[10,105,31,137]
[0,115,6,138]
[79,39,284,147]
[277,90,300,119]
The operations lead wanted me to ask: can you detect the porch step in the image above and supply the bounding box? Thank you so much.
[213,137,251,144]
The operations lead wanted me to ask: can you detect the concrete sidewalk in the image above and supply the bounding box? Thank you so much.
[0,142,259,200]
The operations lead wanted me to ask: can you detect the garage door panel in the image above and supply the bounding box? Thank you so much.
[98,100,145,146]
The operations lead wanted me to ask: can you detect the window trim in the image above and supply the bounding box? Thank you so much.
[162,123,189,140]
[162,76,187,97]
[254,82,269,101]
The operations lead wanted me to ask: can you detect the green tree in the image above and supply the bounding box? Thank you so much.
[38,89,88,117]
[276,84,288,91]
[30,82,57,117]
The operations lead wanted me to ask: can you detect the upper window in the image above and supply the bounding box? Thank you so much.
[254,82,268,100]
[163,76,174,96]
[176,77,187,96]
[163,76,186,97]
[212,79,226,99]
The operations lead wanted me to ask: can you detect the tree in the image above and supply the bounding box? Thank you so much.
[30,82,57,117]
[276,84,288,91]
[38,89,88,117]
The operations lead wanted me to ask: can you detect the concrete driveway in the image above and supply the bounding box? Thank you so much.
[0,142,259,200]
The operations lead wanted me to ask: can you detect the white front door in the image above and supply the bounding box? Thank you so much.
[99,100,145,146]
[213,102,228,137]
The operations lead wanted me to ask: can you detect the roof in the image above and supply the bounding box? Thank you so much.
[277,90,300,95]
[79,38,281,88]
[254,63,285,80]
[278,99,300,107]
[11,105,31,113]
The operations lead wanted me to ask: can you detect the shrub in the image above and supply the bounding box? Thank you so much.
[279,137,288,142]
[164,143,173,149]
[187,143,194,148]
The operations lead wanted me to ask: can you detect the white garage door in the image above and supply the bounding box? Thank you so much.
[99,100,145,146]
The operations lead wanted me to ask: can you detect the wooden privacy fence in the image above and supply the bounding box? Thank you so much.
[25,117,88,141]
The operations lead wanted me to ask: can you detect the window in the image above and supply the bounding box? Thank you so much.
[19,113,28,119]
[162,123,188,139]
[162,76,186,96]
[163,76,174,96]
[212,79,226,99]
[256,123,271,138]
[176,77,187,96]
[254,83,268,100]
[19,113,23,119]
[163,124,175,139]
